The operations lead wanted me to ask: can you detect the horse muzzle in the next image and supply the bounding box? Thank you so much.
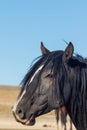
[12,110,35,126]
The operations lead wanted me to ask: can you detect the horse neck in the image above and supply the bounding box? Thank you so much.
[67,67,87,130]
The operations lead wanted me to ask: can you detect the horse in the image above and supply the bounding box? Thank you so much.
[13,42,87,130]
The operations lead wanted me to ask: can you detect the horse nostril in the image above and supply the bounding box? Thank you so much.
[17,109,24,119]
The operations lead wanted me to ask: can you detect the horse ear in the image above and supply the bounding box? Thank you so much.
[62,42,74,63]
[40,42,50,55]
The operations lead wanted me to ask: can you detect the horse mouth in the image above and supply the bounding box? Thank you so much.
[13,112,36,126]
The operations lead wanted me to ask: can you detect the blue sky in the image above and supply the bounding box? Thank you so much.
[0,0,87,86]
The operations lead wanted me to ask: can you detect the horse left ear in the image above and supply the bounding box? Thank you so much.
[62,42,74,63]
[40,42,50,55]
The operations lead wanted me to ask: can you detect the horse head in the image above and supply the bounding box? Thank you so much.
[13,42,74,126]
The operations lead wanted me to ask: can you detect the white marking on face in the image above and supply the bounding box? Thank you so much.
[13,64,44,113]
[29,64,44,84]
[13,89,26,112]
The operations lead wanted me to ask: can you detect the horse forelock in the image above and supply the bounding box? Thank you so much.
[19,51,64,97]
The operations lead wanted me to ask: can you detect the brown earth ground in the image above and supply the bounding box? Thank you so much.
[0,86,76,130]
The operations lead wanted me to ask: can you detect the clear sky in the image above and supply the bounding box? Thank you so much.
[0,0,87,86]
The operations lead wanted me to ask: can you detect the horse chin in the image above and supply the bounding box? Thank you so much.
[25,114,36,126]
[25,118,36,126]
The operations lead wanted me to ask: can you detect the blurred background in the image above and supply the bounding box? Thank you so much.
[0,0,87,86]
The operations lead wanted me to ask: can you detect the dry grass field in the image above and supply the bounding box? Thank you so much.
[0,86,57,130]
[0,86,76,130]
[0,86,19,118]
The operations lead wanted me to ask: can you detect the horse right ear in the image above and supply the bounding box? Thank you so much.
[62,42,74,63]
[40,42,50,55]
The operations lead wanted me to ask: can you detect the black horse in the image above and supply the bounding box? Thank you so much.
[13,42,87,130]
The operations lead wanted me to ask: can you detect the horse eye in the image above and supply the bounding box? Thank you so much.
[45,74,53,78]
